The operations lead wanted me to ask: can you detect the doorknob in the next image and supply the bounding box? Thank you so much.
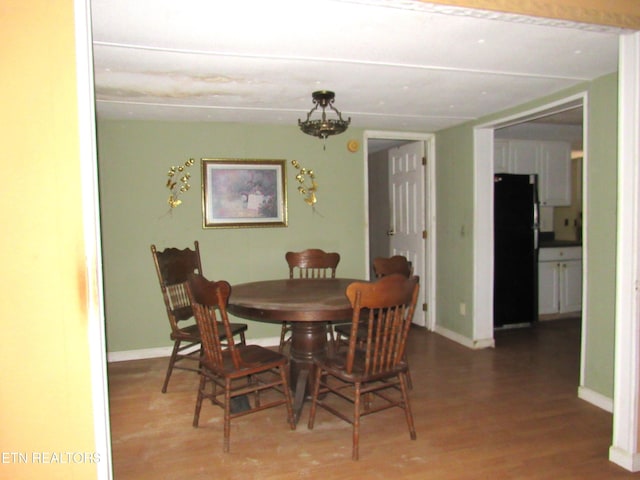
[386,229,395,236]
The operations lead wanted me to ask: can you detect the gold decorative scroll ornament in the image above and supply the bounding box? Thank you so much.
[291,160,317,206]
[166,158,195,208]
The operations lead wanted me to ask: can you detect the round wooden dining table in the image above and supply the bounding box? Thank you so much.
[227,278,358,423]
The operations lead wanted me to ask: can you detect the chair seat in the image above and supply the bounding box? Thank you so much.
[202,344,288,377]
[333,322,363,340]
[170,323,200,341]
[315,350,408,383]
[171,321,248,341]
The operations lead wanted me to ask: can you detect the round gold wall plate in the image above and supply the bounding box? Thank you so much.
[347,140,359,152]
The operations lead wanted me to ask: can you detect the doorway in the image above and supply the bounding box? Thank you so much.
[364,131,436,329]
[494,102,584,326]
[474,93,589,384]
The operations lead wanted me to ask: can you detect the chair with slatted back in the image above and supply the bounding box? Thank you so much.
[187,273,296,453]
[278,248,341,353]
[334,255,413,346]
[372,255,413,278]
[151,242,248,393]
[307,274,420,460]
[334,254,414,387]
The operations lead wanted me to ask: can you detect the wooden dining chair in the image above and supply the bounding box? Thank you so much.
[334,255,412,345]
[372,255,413,278]
[187,274,296,453]
[278,248,341,353]
[335,254,415,388]
[307,274,420,460]
[151,242,248,393]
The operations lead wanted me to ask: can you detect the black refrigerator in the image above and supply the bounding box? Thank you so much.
[494,173,539,328]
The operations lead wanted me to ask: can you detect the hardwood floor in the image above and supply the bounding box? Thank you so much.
[107,318,636,479]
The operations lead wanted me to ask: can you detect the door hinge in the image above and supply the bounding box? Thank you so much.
[422,156,427,166]
[422,303,428,312]
[422,230,427,239]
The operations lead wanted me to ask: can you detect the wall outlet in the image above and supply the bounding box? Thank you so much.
[459,302,466,316]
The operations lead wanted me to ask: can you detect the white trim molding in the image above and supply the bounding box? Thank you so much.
[578,386,613,412]
[76,0,112,478]
[434,325,494,350]
[107,336,282,363]
[610,31,640,473]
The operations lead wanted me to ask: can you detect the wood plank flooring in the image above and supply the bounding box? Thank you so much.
[107,318,637,479]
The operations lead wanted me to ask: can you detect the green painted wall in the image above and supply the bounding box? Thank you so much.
[582,73,618,395]
[434,123,476,339]
[97,121,367,352]
[435,73,618,397]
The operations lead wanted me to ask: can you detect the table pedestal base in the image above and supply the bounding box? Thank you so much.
[288,321,328,423]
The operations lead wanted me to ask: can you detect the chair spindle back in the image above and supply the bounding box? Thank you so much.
[344,274,419,375]
[286,248,340,279]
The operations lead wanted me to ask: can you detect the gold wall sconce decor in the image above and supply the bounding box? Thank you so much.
[166,158,195,208]
[291,160,318,207]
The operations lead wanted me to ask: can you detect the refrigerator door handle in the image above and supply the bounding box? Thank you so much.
[531,173,540,250]
[533,200,539,250]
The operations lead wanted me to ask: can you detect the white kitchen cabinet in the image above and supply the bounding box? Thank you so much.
[494,139,509,173]
[538,247,582,315]
[493,139,571,206]
[509,140,540,175]
[539,141,571,206]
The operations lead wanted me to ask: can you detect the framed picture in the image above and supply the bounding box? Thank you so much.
[202,159,288,228]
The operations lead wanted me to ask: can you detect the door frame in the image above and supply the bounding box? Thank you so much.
[363,130,437,330]
[473,92,588,352]
[75,0,113,477]
[473,92,589,344]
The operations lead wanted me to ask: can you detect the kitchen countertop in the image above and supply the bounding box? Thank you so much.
[539,240,582,248]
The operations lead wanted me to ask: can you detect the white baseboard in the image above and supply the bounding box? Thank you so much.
[578,386,613,412]
[609,446,640,472]
[434,325,495,349]
[108,346,173,363]
[107,336,280,363]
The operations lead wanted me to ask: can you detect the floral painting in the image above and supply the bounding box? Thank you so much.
[202,159,288,228]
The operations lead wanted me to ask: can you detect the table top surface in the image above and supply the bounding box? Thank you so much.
[227,278,360,322]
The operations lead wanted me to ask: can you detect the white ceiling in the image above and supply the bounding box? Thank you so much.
[90,0,623,134]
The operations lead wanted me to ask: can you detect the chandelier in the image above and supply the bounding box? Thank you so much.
[298,91,350,146]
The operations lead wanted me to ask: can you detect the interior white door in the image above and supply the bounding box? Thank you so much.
[389,141,426,326]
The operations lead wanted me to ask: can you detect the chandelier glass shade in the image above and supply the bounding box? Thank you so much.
[298,90,350,140]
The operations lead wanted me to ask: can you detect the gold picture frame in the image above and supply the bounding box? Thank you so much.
[201,158,288,229]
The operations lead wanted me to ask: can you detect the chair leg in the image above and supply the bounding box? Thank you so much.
[162,340,181,393]
[193,373,206,427]
[223,378,232,453]
[307,365,323,430]
[278,323,288,353]
[251,374,261,408]
[405,366,413,390]
[280,365,296,430]
[278,322,291,353]
[399,373,417,441]
[353,382,361,461]
[327,322,336,353]
[403,353,413,390]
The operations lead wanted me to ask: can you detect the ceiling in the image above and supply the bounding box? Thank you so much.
[90,0,623,135]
